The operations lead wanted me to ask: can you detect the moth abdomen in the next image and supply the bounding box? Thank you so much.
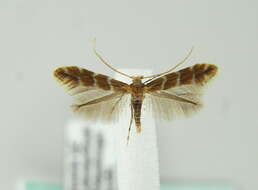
[132,99,143,133]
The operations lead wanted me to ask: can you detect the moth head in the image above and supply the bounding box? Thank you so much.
[131,76,144,85]
[132,75,144,80]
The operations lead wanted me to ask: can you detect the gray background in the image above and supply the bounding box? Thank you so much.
[1,0,258,189]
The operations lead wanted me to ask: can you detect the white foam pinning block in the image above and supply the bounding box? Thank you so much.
[114,69,160,190]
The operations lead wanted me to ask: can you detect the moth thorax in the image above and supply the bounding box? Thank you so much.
[131,78,144,100]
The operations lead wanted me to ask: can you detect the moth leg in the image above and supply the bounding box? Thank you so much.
[127,103,134,145]
[72,92,122,110]
[110,94,124,114]
[149,91,198,105]
[176,92,200,96]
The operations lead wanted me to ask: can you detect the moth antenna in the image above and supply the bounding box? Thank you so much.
[93,38,133,79]
[143,46,194,79]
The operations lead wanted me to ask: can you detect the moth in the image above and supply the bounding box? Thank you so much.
[53,43,218,142]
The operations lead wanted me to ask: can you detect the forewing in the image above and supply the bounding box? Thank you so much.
[53,66,130,122]
[144,63,218,120]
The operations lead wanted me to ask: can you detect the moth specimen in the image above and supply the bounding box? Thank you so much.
[53,44,218,142]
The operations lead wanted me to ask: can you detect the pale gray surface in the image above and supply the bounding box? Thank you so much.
[1,0,258,190]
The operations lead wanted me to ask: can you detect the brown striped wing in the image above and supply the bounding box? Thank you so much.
[144,63,218,120]
[53,66,130,122]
